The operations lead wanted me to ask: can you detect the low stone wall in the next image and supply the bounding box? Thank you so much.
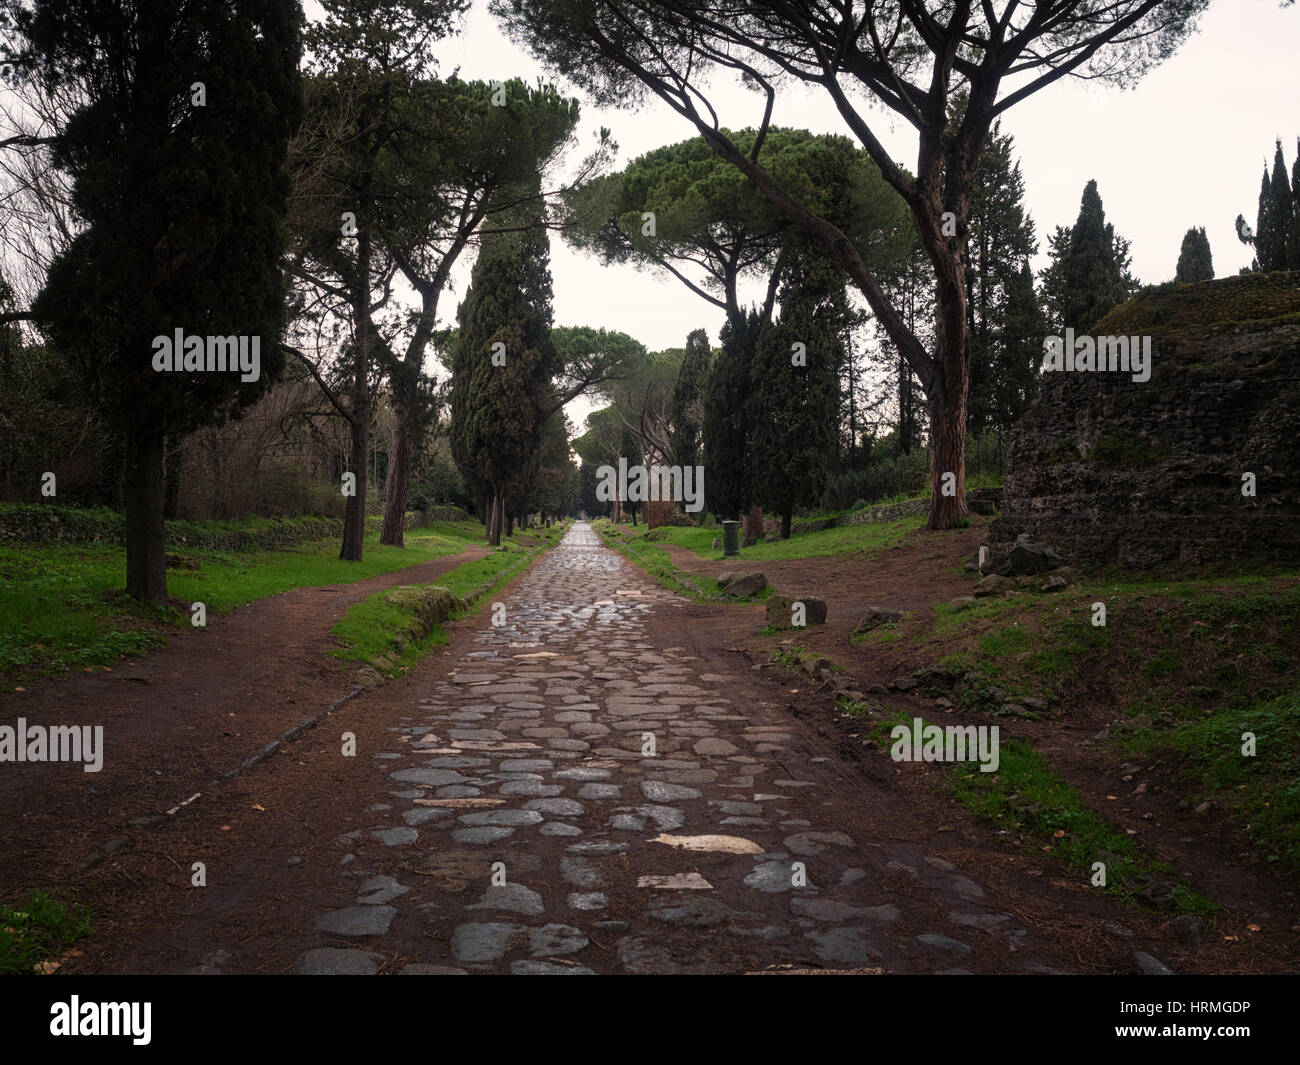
[761,496,929,538]
[0,502,466,551]
[837,497,930,526]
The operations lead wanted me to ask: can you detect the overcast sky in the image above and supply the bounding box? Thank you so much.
[415,1,1297,431]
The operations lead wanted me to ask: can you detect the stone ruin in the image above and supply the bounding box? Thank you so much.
[990,273,1300,566]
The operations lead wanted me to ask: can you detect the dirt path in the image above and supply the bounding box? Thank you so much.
[66,521,1238,976]
[653,523,1300,973]
[0,543,488,898]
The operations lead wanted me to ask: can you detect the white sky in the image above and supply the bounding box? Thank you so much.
[420,0,1298,432]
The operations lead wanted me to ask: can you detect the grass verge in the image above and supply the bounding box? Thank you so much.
[892,570,1300,871]
[1124,691,1300,872]
[590,519,746,601]
[330,521,568,678]
[626,514,924,563]
[0,891,92,975]
[0,519,491,684]
[860,707,1217,916]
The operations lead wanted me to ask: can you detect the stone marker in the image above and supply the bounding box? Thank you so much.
[765,595,827,628]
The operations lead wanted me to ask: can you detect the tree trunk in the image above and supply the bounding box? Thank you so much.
[340,411,368,560]
[124,424,168,603]
[927,379,969,530]
[487,490,503,546]
[506,512,514,537]
[781,510,792,540]
[846,334,858,470]
[342,165,374,562]
[379,395,412,547]
[927,255,971,530]
[744,504,763,546]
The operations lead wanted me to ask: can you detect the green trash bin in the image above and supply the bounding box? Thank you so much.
[721,520,741,557]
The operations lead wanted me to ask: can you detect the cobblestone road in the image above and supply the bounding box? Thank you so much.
[294,522,1070,975]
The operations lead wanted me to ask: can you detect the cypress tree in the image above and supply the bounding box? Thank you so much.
[669,328,710,471]
[746,251,847,538]
[1175,226,1214,282]
[1040,180,1136,333]
[1254,166,1274,272]
[20,0,301,601]
[963,121,1037,436]
[1289,139,1300,270]
[449,181,558,545]
[618,427,644,524]
[702,310,760,521]
[991,259,1047,450]
[1265,140,1294,272]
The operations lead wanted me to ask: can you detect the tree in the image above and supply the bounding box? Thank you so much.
[564,127,908,321]
[1039,181,1138,334]
[1290,139,1300,270]
[525,411,578,522]
[576,461,604,518]
[596,346,679,468]
[669,328,710,471]
[289,0,468,560]
[1238,165,1272,272]
[618,426,643,524]
[747,249,848,538]
[449,179,557,545]
[12,0,301,601]
[963,120,1038,437]
[549,325,646,410]
[868,231,932,457]
[562,128,909,515]
[1175,226,1214,282]
[989,259,1046,453]
[494,0,1208,528]
[378,76,596,546]
[1235,139,1300,273]
[702,309,761,521]
[1265,140,1296,272]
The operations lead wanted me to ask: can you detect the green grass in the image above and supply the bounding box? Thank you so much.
[0,891,92,975]
[913,573,1298,714]
[592,520,737,600]
[864,707,1216,916]
[930,596,1018,637]
[836,694,878,719]
[1126,691,1300,872]
[330,522,567,678]
[606,513,924,566]
[946,729,1217,915]
[1094,270,1300,344]
[0,519,492,683]
[895,570,1300,898]
[770,644,808,671]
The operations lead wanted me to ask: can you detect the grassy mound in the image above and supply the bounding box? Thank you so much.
[1093,270,1300,341]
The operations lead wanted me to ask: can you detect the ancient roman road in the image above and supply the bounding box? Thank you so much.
[291,522,1072,975]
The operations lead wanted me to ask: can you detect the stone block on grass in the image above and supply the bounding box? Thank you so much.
[765,595,827,628]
